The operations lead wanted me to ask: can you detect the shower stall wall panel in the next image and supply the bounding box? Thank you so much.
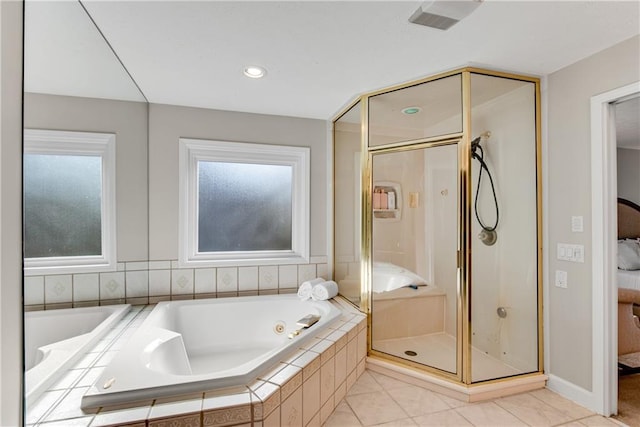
[470,76,538,379]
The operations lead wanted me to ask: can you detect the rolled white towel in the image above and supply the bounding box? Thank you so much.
[297,277,325,300]
[311,281,339,301]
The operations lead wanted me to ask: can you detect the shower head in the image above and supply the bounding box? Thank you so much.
[471,136,482,152]
[471,131,490,154]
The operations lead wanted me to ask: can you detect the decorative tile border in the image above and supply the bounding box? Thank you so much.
[25,297,366,427]
[24,258,329,310]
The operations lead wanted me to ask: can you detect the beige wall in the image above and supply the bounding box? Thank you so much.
[148,103,328,261]
[547,35,640,391]
[0,1,24,425]
[617,147,640,206]
[24,93,149,262]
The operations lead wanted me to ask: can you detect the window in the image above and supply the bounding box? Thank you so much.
[179,138,309,266]
[23,129,116,275]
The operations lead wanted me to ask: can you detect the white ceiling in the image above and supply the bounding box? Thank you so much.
[27,1,640,121]
[24,1,145,102]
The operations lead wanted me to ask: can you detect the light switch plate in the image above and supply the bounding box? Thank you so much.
[557,243,585,263]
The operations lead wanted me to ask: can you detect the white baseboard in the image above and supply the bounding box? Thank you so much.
[546,374,599,414]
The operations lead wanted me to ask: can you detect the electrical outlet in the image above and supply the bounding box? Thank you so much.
[571,216,584,232]
[555,270,568,288]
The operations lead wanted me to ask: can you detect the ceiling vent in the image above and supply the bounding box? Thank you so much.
[409,1,482,30]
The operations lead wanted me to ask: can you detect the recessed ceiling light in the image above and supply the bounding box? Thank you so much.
[401,106,422,115]
[243,65,266,79]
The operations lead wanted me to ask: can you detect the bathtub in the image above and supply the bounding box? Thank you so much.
[81,294,342,409]
[372,262,428,293]
[25,304,131,406]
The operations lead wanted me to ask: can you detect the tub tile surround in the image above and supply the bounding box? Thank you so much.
[25,297,366,426]
[24,258,328,311]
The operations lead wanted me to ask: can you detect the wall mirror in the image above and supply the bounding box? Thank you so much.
[333,100,362,306]
[23,0,148,406]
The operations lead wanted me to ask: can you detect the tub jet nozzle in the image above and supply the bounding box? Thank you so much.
[287,329,302,339]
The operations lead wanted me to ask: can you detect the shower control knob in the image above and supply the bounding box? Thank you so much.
[497,307,508,318]
[479,229,497,246]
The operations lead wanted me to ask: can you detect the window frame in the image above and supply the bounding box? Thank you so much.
[23,129,117,275]
[179,138,310,267]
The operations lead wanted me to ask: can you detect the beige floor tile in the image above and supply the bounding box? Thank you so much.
[529,389,595,419]
[386,385,450,417]
[347,371,383,395]
[412,409,473,426]
[324,401,362,427]
[579,415,626,426]
[329,370,598,427]
[346,391,408,426]
[369,371,416,390]
[495,392,574,426]
[436,393,472,409]
[455,402,528,426]
[374,418,417,426]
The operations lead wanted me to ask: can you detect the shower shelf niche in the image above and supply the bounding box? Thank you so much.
[373,181,401,221]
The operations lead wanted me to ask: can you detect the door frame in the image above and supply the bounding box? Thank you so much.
[591,81,640,415]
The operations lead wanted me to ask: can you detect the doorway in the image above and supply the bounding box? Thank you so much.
[590,81,640,417]
[613,94,640,424]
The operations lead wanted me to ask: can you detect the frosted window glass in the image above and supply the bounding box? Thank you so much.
[24,154,102,258]
[197,161,292,252]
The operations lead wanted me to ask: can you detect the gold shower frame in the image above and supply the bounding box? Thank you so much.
[332,67,543,387]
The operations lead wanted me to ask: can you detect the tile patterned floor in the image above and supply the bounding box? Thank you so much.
[325,370,626,427]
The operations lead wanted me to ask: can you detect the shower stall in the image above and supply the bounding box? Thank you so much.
[333,68,542,394]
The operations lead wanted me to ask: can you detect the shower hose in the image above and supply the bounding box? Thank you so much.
[471,139,499,232]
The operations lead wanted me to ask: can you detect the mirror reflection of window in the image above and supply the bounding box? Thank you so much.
[23,129,116,274]
[24,153,102,257]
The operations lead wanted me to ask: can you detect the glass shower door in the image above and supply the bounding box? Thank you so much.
[370,143,459,375]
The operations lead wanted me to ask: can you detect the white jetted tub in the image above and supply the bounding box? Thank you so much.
[82,294,342,409]
[25,304,131,406]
